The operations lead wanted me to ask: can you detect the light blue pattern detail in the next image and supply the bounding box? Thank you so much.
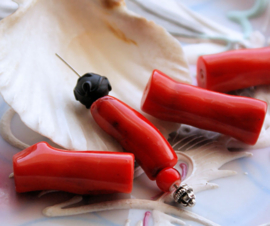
[227,0,269,38]
[18,214,122,226]
[240,158,270,193]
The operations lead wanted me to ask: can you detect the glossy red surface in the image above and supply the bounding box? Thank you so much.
[91,96,178,180]
[197,47,270,92]
[141,70,267,145]
[156,167,181,192]
[13,142,134,194]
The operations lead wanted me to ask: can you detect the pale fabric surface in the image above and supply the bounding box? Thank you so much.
[0,0,17,19]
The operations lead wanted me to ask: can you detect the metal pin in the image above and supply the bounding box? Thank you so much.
[55,53,81,77]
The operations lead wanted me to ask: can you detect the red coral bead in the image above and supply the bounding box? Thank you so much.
[91,96,178,180]
[156,167,181,192]
[13,142,134,194]
[197,47,270,93]
[141,70,267,145]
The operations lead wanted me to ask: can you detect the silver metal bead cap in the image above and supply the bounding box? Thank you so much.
[173,184,196,207]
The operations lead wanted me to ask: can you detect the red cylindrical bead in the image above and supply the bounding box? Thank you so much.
[13,142,134,194]
[197,47,270,93]
[156,167,181,192]
[91,96,178,180]
[141,70,267,145]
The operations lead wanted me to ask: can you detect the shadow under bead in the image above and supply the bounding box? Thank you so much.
[74,73,112,109]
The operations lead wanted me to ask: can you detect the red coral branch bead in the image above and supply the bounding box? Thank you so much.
[91,96,178,183]
[141,70,267,145]
[197,47,270,93]
[13,142,134,194]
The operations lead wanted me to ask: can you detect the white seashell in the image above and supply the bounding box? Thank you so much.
[0,0,191,151]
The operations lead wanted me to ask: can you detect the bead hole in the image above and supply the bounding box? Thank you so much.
[200,69,204,79]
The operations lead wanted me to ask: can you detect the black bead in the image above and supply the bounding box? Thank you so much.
[74,73,112,109]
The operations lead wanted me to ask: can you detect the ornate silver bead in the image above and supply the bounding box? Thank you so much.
[173,184,196,207]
